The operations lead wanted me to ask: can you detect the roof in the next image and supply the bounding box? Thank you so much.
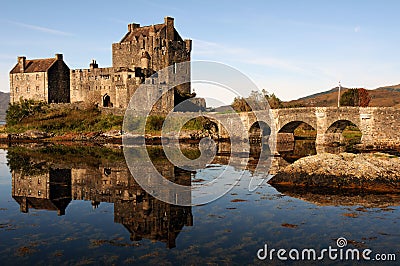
[10,58,57,74]
[13,196,71,212]
[120,23,165,43]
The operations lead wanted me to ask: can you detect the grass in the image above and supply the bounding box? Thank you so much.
[6,105,123,135]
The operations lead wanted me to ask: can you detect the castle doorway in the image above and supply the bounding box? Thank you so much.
[103,94,111,107]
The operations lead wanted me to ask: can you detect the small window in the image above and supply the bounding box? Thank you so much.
[36,74,39,80]
[128,75,132,79]
[15,76,19,81]
[15,87,19,93]
[27,87,30,93]
[36,86,39,92]
[38,190,42,196]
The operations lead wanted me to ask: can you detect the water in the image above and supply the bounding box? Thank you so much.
[0,144,398,265]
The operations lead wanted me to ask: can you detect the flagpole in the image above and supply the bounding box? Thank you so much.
[338,81,341,108]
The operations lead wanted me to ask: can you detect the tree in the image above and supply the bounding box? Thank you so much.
[231,90,284,111]
[340,88,371,107]
[357,88,371,107]
[232,96,251,112]
[6,98,48,126]
[265,93,283,109]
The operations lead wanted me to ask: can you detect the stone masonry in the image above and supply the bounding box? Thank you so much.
[9,54,70,104]
[70,16,192,112]
[10,17,192,113]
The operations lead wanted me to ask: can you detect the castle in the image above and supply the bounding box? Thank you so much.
[9,17,194,113]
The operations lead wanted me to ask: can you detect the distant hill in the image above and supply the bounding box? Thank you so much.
[0,92,9,121]
[283,84,400,108]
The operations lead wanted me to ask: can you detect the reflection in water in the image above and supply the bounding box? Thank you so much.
[8,145,193,249]
[272,185,400,208]
[1,144,399,264]
[277,139,317,163]
[12,169,71,216]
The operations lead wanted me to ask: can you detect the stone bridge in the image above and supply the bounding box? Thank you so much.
[204,107,400,150]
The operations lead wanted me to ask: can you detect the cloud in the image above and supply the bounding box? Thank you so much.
[7,20,72,36]
[192,38,313,75]
[192,38,248,56]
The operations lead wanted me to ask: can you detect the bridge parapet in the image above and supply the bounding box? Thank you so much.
[200,106,399,149]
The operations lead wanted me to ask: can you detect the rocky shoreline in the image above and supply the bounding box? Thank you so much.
[270,152,400,193]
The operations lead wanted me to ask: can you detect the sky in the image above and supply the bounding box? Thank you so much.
[1,0,400,106]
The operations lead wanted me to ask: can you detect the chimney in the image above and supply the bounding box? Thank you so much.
[90,59,98,69]
[55,54,63,60]
[164,16,174,40]
[185,39,192,53]
[18,56,26,73]
[128,23,140,32]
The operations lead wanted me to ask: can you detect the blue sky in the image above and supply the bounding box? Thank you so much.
[1,0,400,103]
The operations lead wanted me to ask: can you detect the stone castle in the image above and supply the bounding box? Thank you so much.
[9,17,195,113]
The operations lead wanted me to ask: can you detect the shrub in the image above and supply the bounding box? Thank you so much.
[6,99,48,126]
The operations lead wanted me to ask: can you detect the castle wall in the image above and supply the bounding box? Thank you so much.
[70,67,115,106]
[48,59,70,103]
[10,72,48,103]
[11,17,192,114]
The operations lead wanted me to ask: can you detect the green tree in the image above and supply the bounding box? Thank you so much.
[6,98,48,126]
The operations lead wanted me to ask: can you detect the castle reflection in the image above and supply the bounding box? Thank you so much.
[8,145,193,249]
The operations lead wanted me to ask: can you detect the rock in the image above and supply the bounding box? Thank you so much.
[13,130,53,140]
[269,152,400,192]
[102,130,121,138]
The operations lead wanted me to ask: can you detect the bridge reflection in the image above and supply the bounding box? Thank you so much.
[6,140,365,248]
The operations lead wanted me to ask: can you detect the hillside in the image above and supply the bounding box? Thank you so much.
[283,84,400,108]
[0,92,10,121]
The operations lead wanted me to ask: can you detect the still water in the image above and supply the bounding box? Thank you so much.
[0,143,398,265]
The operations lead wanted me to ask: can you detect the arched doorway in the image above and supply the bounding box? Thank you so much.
[103,94,111,107]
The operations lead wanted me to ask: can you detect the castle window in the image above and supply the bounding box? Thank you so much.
[27,87,30,93]
[38,190,42,196]
[15,76,19,81]
[15,87,19,93]
[36,74,39,80]
[36,86,39,92]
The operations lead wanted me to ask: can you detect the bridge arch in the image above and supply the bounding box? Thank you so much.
[324,119,362,146]
[276,121,317,162]
[278,121,315,134]
[181,116,220,140]
[249,121,271,139]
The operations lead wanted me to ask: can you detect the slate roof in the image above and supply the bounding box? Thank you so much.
[120,23,165,43]
[10,58,57,74]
